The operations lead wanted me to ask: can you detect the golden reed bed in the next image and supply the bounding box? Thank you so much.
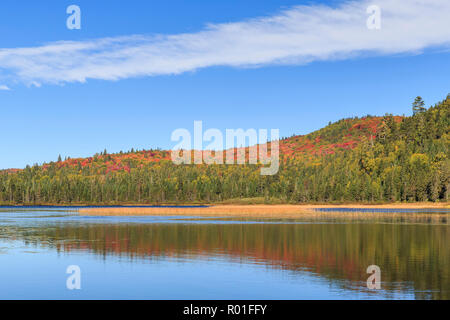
[79,204,450,220]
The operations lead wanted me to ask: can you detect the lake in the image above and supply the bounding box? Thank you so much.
[0,207,448,300]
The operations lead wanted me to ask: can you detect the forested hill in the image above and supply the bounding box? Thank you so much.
[1,95,448,205]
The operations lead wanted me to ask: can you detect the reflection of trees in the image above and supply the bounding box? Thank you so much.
[6,222,450,299]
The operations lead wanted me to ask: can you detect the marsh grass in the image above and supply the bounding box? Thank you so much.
[79,204,449,223]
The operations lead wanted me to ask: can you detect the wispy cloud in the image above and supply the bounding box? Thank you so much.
[0,85,11,91]
[0,0,449,87]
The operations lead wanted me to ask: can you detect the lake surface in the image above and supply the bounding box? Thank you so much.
[0,207,448,300]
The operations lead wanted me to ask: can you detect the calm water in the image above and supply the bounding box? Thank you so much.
[0,208,448,300]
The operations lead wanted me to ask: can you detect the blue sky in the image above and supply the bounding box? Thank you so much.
[0,0,449,169]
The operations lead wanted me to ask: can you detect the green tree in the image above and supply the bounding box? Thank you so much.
[412,96,426,115]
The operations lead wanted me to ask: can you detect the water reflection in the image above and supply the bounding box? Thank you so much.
[0,209,448,300]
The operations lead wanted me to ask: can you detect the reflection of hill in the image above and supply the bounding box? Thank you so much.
[7,222,450,299]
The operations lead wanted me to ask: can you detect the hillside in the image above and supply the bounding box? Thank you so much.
[3,115,398,174]
[280,115,403,158]
[0,95,448,205]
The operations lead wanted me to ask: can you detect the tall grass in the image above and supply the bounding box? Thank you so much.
[80,204,449,223]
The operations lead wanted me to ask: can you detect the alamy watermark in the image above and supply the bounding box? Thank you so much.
[366,265,381,289]
[366,5,381,30]
[66,5,81,30]
[66,265,81,290]
[65,4,380,31]
[171,121,279,175]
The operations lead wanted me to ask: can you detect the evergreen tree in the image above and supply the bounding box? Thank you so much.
[412,96,426,115]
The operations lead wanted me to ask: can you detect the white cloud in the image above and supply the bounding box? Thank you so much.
[0,85,11,91]
[0,0,449,87]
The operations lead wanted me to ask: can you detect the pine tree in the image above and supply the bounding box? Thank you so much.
[412,96,426,115]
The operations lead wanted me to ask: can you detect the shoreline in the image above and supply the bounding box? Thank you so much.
[2,202,448,208]
[79,203,450,218]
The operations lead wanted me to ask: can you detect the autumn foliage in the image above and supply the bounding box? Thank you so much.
[0,96,448,204]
